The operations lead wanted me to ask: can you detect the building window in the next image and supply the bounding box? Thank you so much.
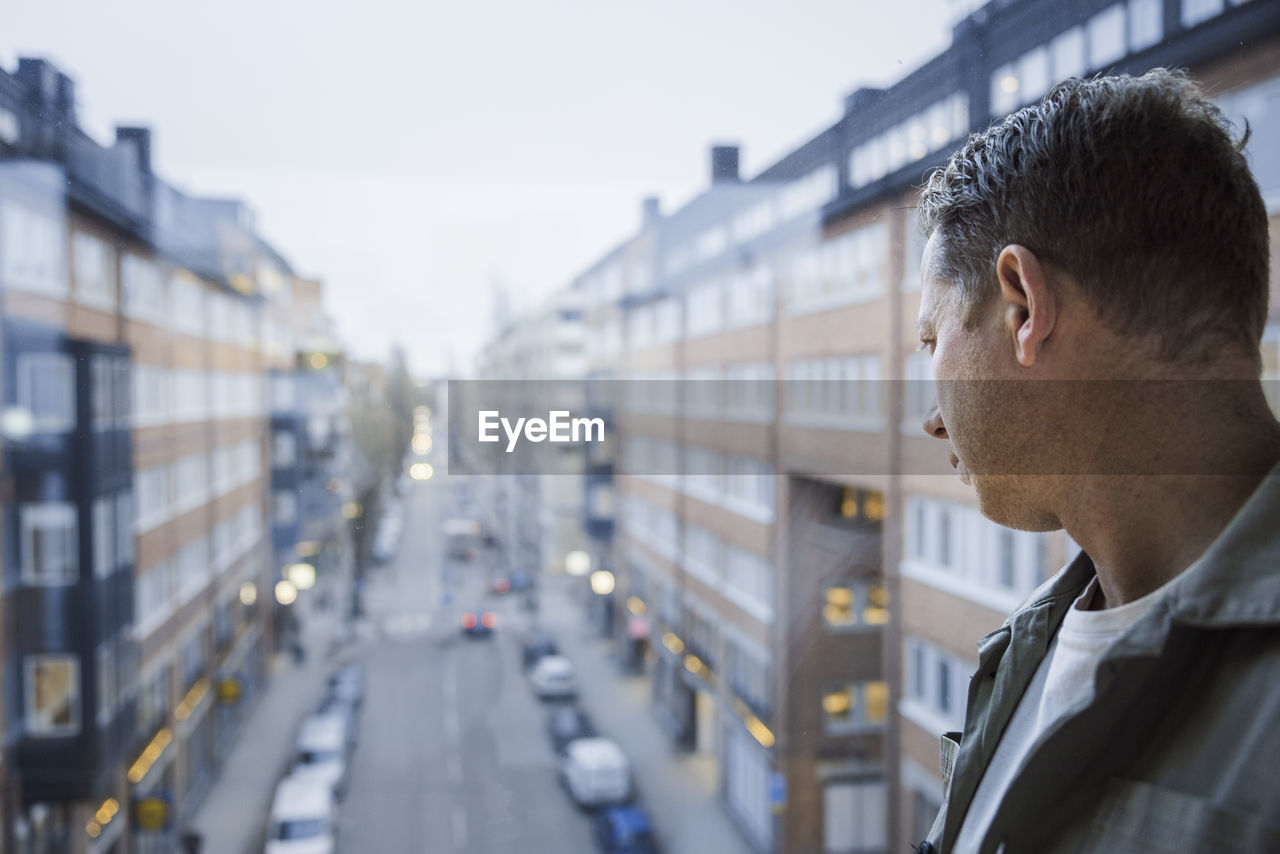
[1051,26,1087,81]
[92,496,114,579]
[1128,0,1163,51]
[122,253,166,323]
[999,529,1017,589]
[74,231,115,310]
[1,202,65,296]
[1087,4,1127,68]
[823,780,887,853]
[274,490,299,526]
[1183,0,1225,27]
[273,431,298,468]
[20,503,79,585]
[938,510,952,568]
[823,681,890,733]
[823,582,889,628]
[24,654,80,737]
[96,642,117,726]
[16,353,76,433]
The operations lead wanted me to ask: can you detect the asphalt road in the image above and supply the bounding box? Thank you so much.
[336,476,597,854]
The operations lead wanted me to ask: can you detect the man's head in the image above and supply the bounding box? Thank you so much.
[917,69,1271,529]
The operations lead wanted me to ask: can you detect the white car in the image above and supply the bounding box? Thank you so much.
[529,655,578,700]
[292,712,349,800]
[558,737,633,809]
[264,773,335,854]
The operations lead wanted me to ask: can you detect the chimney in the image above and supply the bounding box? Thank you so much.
[16,58,60,110]
[641,196,662,228]
[710,145,740,184]
[55,73,77,123]
[116,126,152,175]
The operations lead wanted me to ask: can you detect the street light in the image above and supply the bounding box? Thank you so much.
[589,569,616,596]
[565,550,591,577]
[274,580,298,606]
[239,582,258,606]
[286,562,316,591]
[409,462,434,481]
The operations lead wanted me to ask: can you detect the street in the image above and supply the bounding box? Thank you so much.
[336,476,596,853]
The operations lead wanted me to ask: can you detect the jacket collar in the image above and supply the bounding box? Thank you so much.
[1004,464,1280,655]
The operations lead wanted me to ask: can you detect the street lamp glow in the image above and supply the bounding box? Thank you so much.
[409,462,434,481]
[589,569,616,596]
[341,502,363,519]
[286,562,316,591]
[239,582,258,606]
[274,579,298,606]
[412,433,432,454]
[565,550,590,576]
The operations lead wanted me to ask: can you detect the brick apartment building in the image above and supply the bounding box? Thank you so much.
[571,1,1280,851]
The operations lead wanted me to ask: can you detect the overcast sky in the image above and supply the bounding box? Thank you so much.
[3,0,972,376]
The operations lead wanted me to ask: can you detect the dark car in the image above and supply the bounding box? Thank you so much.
[327,665,364,709]
[593,806,659,854]
[521,630,558,670]
[546,704,596,755]
[461,610,496,638]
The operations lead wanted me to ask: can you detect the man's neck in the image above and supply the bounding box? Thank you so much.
[1059,399,1280,609]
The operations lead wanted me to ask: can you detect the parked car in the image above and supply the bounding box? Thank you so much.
[593,806,659,854]
[520,630,558,671]
[546,704,596,755]
[326,665,364,709]
[461,609,497,638]
[530,655,577,700]
[265,773,336,854]
[292,712,350,800]
[559,738,633,809]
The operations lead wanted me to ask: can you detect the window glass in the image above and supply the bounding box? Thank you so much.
[20,503,79,585]
[1087,4,1127,68]
[25,655,80,736]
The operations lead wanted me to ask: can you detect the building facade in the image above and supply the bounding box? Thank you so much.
[0,57,347,854]
[575,2,1280,851]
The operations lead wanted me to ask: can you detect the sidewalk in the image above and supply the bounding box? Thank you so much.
[189,588,342,854]
[536,579,756,854]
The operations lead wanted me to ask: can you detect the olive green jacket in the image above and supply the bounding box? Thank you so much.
[923,469,1280,853]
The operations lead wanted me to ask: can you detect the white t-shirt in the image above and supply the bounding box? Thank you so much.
[951,574,1167,853]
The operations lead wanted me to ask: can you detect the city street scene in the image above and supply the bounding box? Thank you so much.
[1,0,1280,853]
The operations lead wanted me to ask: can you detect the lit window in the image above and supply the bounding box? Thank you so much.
[864,584,890,625]
[864,681,889,723]
[823,685,854,724]
[823,586,856,627]
[25,654,81,737]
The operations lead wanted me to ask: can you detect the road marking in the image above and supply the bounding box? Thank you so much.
[448,754,462,784]
[452,806,467,849]
[445,705,460,739]
[444,663,456,703]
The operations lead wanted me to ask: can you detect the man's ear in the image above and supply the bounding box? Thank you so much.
[995,245,1056,368]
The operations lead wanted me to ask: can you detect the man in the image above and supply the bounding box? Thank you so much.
[914,69,1280,853]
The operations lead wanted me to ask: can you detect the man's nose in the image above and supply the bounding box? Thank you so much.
[923,403,948,440]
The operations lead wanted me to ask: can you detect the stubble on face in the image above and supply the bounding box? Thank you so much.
[920,235,1062,532]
